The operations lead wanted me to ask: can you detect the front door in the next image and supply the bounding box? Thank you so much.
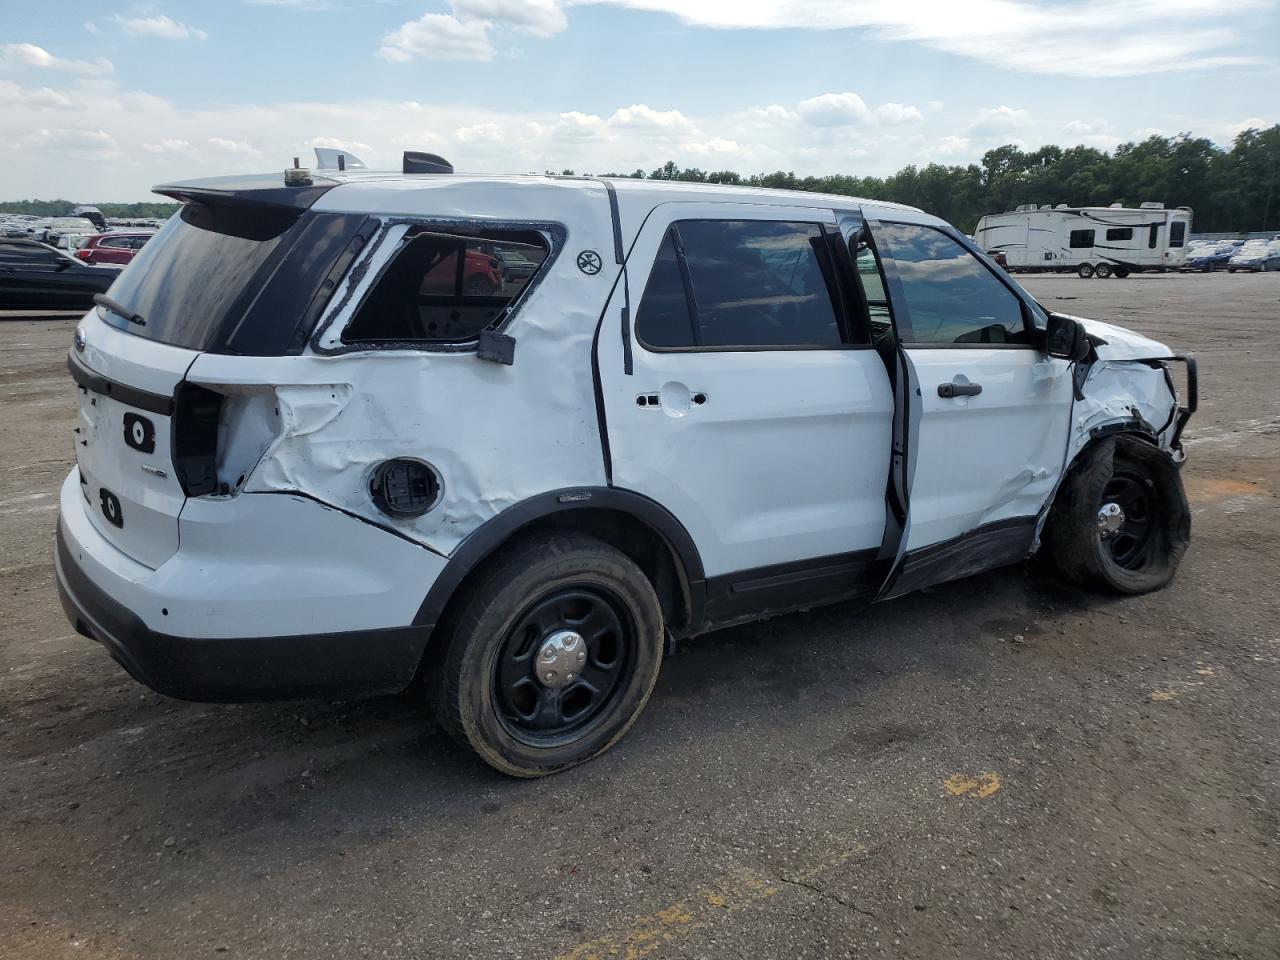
[595,201,895,613]
[860,219,1076,598]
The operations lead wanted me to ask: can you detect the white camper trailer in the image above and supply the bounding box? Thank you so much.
[974,203,1193,277]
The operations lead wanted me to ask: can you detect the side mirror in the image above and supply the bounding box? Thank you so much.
[1045,313,1090,363]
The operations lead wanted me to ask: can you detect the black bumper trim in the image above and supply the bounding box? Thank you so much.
[55,521,432,703]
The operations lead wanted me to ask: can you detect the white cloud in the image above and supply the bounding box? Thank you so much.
[83,21,99,35]
[547,111,606,141]
[569,0,1263,78]
[875,102,924,126]
[681,137,740,156]
[969,105,1031,135]
[0,43,113,76]
[1064,119,1109,136]
[143,139,194,155]
[797,91,870,126]
[455,122,506,143]
[378,13,493,61]
[116,15,209,41]
[0,81,75,110]
[208,137,261,157]
[608,104,693,133]
[453,0,567,36]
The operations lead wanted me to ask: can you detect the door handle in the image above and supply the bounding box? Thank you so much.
[938,381,982,398]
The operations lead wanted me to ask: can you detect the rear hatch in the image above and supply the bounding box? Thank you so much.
[70,326,195,568]
[67,174,374,569]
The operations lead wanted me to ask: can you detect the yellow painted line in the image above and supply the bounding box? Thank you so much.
[943,772,1001,799]
[553,848,864,960]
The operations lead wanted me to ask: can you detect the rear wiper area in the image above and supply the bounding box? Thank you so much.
[93,293,146,327]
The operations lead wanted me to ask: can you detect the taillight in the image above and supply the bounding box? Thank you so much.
[171,383,222,496]
[75,249,92,261]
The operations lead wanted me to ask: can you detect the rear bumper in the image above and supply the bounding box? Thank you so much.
[55,470,445,702]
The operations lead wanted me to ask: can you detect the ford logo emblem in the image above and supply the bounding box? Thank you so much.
[73,329,86,352]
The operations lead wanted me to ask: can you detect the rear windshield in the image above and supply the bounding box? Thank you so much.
[98,203,370,355]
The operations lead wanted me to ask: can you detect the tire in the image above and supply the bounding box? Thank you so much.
[1077,263,1095,279]
[1114,266,1130,279]
[1228,267,1236,273]
[1094,263,1113,279]
[427,534,664,777]
[1044,436,1190,595]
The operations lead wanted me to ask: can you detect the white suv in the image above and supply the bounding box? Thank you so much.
[56,154,1196,776]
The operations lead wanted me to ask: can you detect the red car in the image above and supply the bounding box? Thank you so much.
[421,247,503,296]
[74,232,154,266]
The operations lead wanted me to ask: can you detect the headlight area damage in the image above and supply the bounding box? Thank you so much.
[1035,315,1197,595]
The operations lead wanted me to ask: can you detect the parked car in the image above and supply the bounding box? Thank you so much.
[74,232,155,266]
[73,206,108,232]
[39,217,98,245]
[1180,242,1236,272]
[56,166,1195,777]
[420,246,502,297]
[492,247,541,282]
[1227,240,1280,272]
[0,238,121,309]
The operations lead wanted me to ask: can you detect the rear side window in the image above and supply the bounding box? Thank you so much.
[343,230,547,345]
[1069,229,1095,249]
[1105,227,1133,241]
[635,220,842,349]
[1148,224,1160,249]
[875,222,1028,346]
[1170,221,1186,247]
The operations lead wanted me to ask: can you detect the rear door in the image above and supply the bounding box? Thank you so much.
[596,201,894,599]
[863,219,1074,598]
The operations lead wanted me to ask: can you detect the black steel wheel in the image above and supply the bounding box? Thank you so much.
[1098,470,1156,570]
[427,534,663,777]
[1043,436,1190,595]
[493,587,635,746]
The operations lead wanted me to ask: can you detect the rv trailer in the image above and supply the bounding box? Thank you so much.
[974,202,1192,277]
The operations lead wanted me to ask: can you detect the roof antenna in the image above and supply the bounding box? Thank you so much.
[283,156,313,187]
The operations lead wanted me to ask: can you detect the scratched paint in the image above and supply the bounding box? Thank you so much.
[943,772,1002,799]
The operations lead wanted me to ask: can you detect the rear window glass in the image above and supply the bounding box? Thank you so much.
[342,229,548,345]
[97,204,368,355]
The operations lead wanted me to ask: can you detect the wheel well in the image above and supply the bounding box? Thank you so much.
[421,506,695,664]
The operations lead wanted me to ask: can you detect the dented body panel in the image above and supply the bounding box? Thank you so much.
[54,171,1194,703]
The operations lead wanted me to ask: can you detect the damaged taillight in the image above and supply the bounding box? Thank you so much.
[171,383,222,496]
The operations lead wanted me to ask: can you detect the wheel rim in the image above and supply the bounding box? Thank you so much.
[492,586,634,746]
[1098,470,1157,570]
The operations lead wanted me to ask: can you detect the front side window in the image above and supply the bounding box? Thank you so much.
[0,242,58,268]
[1069,229,1095,249]
[343,229,547,345]
[1170,221,1186,247]
[635,219,842,349]
[874,222,1029,346]
[1106,227,1133,242]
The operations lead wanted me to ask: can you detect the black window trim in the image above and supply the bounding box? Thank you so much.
[634,217,870,355]
[872,219,1041,351]
[317,216,567,357]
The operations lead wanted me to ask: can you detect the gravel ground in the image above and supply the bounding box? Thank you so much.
[1,272,1277,959]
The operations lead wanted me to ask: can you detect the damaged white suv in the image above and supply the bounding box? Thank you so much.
[57,152,1196,776]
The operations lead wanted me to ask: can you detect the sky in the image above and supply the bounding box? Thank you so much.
[2,0,1278,202]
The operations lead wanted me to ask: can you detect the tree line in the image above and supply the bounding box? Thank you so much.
[595,126,1280,235]
[5,126,1276,235]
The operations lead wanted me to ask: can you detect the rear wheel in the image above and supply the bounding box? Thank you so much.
[427,535,664,777]
[1044,437,1190,594]
[1114,266,1130,279]
[1077,263,1095,279]
[1094,262,1113,279]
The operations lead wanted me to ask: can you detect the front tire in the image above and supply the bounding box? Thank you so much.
[427,535,664,777]
[1044,437,1190,594]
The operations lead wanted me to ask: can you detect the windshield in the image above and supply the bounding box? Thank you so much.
[98,203,369,355]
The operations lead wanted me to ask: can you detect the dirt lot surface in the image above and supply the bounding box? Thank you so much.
[2,273,1277,959]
